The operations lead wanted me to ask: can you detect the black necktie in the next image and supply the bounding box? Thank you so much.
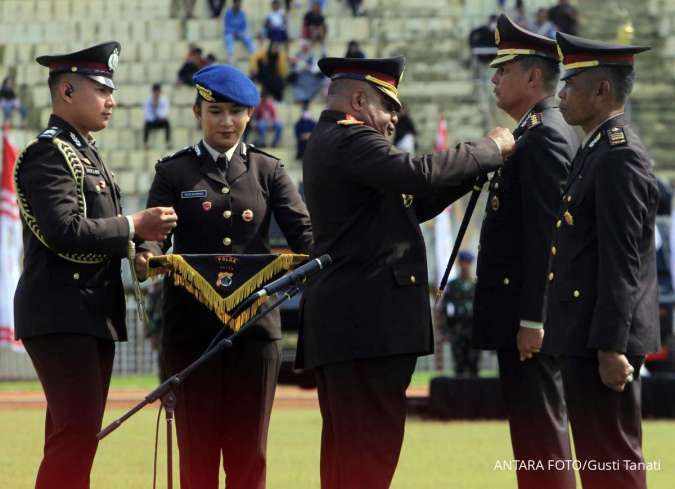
[216,155,228,173]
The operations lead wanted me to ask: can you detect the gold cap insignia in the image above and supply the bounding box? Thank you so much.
[495,28,501,45]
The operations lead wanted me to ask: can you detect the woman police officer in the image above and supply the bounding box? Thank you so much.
[135,64,313,489]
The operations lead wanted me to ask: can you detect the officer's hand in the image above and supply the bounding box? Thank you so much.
[598,351,634,392]
[487,127,515,159]
[517,326,544,362]
[134,251,154,282]
[132,207,178,242]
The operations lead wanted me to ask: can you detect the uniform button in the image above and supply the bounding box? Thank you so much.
[73,273,80,280]
[410,275,416,284]
[223,210,232,219]
[223,237,232,246]
[566,195,572,203]
[548,272,554,281]
[221,186,230,194]
[494,182,499,189]
[95,184,101,193]
[503,277,510,285]
[551,246,557,255]
[556,220,562,228]
[117,213,122,217]
[573,290,580,298]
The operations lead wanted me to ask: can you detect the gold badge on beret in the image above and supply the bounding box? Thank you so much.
[196,84,216,103]
[242,209,254,222]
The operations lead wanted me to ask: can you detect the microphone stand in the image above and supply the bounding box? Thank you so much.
[97,286,302,489]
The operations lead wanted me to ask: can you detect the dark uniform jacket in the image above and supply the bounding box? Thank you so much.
[139,141,313,344]
[543,114,660,357]
[14,115,129,341]
[297,110,503,369]
[473,97,578,350]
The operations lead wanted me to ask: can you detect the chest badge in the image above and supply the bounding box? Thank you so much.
[402,194,414,208]
[564,210,574,226]
[242,209,254,222]
[491,195,500,211]
[202,201,212,212]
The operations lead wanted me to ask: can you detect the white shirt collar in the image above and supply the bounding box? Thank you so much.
[201,139,241,163]
[582,113,624,148]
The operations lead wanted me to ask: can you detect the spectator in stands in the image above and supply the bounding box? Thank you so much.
[344,0,363,16]
[548,0,578,35]
[345,39,365,58]
[208,0,227,17]
[253,91,283,147]
[205,53,217,65]
[534,7,556,39]
[294,104,316,160]
[183,0,196,18]
[393,107,416,153]
[468,14,498,65]
[303,1,327,47]
[224,0,256,63]
[264,0,289,46]
[250,40,288,102]
[510,0,534,30]
[0,74,27,127]
[289,40,323,105]
[143,83,172,149]
[177,46,206,86]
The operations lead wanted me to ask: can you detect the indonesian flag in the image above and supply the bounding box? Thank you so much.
[434,112,449,152]
[0,125,23,351]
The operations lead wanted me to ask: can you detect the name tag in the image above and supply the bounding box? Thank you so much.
[181,190,208,199]
[85,167,102,176]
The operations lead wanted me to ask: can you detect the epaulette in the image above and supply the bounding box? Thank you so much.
[157,145,196,163]
[337,114,364,126]
[607,127,627,146]
[38,126,62,140]
[246,144,280,160]
[525,112,543,130]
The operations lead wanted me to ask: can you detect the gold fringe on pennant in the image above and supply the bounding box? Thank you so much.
[147,254,307,330]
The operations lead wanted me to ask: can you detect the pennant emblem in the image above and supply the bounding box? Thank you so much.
[491,195,500,211]
[202,201,212,211]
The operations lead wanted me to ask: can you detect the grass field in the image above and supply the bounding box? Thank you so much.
[1,406,674,488]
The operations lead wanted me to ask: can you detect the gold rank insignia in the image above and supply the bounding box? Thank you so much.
[337,113,365,126]
[491,195,500,211]
[564,210,574,226]
[495,28,501,45]
[402,194,414,208]
[607,127,627,146]
[526,112,543,130]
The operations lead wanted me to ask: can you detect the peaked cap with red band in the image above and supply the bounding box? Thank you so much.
[490,14,559,68]
[318,56,405,110]
[36,41,121,90]
[556,32,649,81]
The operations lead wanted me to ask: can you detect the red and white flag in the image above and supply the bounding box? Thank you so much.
[0,125,23,351]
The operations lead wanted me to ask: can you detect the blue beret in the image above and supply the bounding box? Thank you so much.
[192,64,260,107]
[458,250,475,262]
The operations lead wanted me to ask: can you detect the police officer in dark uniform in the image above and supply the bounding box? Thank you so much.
[544,33,659,489]
[298,55,514,489]
[471,15,579,489]
[135,64,312,489]
[439,250,479,377]
[14,43,177,489]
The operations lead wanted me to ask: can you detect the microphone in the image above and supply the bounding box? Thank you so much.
[255,254,332,298]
